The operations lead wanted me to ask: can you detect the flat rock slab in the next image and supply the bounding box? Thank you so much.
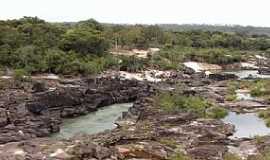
[224,100,268,110]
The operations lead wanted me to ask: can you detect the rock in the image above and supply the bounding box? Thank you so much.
[224,100,268,111]
[228,141,259,159]
[0,108,8,127]
[0,77,145,144]
[116,142,171,159]
[258,68,270,75]
[188,145,227,160]
[209,73,238,81]
[50,148,71,159]
[26,102,48,115]
[32,81,47,93]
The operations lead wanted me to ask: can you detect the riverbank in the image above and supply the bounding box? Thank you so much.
[0,68,270,159]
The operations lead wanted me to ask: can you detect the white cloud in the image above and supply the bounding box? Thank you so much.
[0,0,269,26]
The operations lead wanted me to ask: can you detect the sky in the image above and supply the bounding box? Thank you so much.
[0,0,269,27]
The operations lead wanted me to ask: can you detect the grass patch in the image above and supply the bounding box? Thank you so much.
[159,138,179,149]
[169,152,192,160]
[225,81,239,101]
[255,135,266,144]
[154,92,228,119]
[259,109,270,127]
[224,153,242,160]
[250,80,270,97]
[14,69,30,82]
[225,94,237,102]
[206,106,228,119]
[224,80,270,101]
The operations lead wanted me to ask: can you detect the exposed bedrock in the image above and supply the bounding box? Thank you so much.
[0,78,147,144]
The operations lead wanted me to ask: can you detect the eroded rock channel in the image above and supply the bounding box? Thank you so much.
[52,103,133,139]
[1,68,270,160]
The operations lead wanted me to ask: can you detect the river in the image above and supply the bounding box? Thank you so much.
[51,103,133,139]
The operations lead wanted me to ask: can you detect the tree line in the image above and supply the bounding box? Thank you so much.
[0,17,270,75]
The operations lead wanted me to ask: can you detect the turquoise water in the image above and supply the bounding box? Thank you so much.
[52,103,133,139]
[223,112,270,138]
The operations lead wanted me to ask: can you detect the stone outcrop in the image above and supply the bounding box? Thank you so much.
[0,94,235,160]
[208,73,238,81]
[0,71,268,160]
[0,77,146,144]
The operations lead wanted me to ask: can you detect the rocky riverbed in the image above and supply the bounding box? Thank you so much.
[0,69,270,160]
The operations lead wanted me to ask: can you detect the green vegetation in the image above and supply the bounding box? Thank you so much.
[159,24,270,37]
[206,107,228,119]
[258,109,270,127]
[223,153,242,160]
[232,80,270,99]
[1,17,270,75]
[154,92,228,119]
[225,81,239,101]
[0,17,112,75]
[225,80,270,101]
[225,94,237,102]
[119,56,147,72]
[255,135,266,144]
[169,152,192,160]
[14,69,30,82]
[250,80,270,97]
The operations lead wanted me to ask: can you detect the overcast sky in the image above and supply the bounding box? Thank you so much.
[0,0,269,26]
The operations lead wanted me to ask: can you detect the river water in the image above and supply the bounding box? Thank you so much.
[223,112,270,138]
[52,103,133,139]
[224,70,270,79]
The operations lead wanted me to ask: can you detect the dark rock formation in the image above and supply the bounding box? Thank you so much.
[258,68,270,75]
[209,73,238,81]
[0,77,146,144]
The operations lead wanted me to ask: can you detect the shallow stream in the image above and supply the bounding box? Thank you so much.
[223,112,270,138]
[52,103,133,139]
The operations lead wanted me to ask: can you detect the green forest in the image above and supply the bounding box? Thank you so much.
[1,17,270,75]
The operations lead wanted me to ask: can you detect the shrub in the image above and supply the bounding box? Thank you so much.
[183,96,209,117]
[14,69,30,82]
[206,106,228,119]
[119,56,146,72]
[156,92,178,112]
[250,80,270,97]
[258,109,270,128]
[155,92,227,119]
[255,135,265,144]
